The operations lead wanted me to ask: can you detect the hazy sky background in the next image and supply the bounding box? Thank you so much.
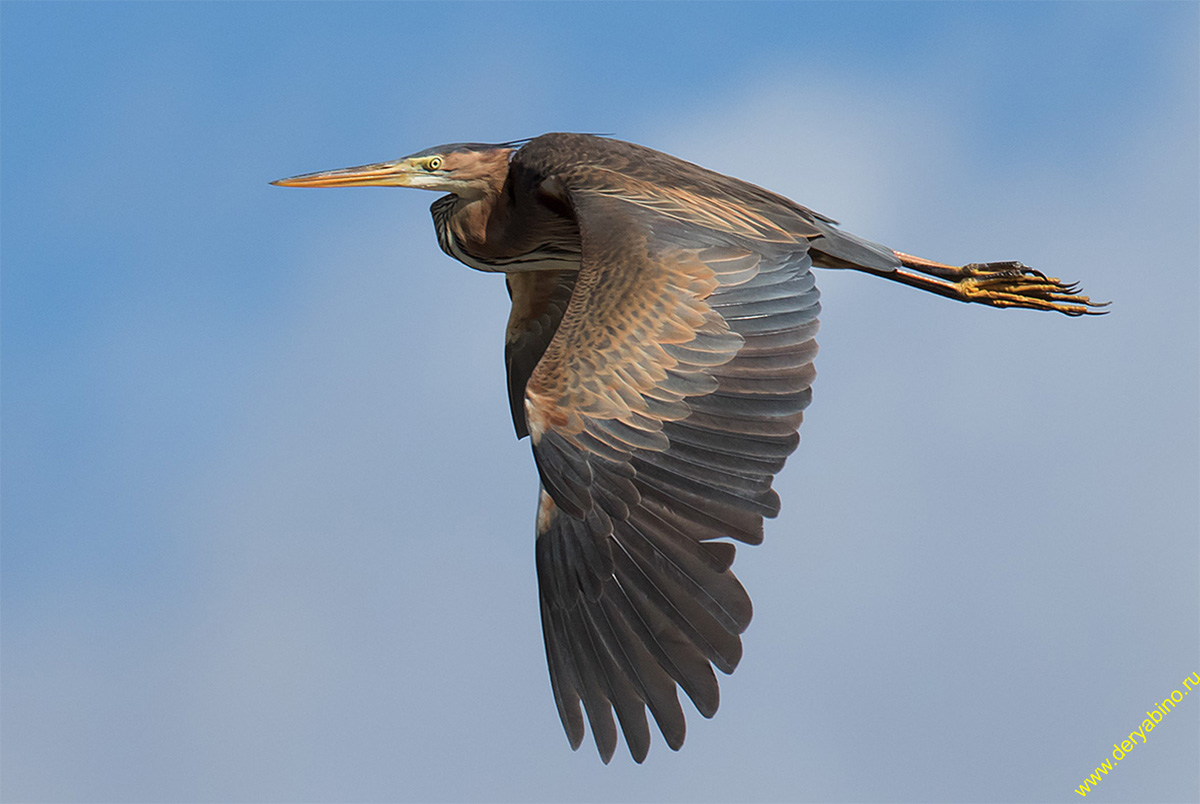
[3,3,1197,802]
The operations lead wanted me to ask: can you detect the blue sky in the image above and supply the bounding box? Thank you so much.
[3,2,1197,802]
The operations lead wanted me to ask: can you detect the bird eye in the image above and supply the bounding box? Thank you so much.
[426,157,443,171]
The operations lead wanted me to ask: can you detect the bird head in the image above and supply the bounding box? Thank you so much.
[271,142,522,200]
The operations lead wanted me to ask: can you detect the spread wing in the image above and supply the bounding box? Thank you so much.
[523,185,820,762]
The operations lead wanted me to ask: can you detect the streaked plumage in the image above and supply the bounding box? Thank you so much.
[272,133,1104,763]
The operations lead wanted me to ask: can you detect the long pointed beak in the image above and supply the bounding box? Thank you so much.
[271,159,415,188]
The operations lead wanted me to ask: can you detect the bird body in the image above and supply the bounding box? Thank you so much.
[272,133,1103,763]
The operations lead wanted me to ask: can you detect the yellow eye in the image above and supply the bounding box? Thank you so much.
[426,157,443,170]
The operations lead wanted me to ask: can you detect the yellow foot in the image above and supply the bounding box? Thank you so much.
[957,261,1109,316]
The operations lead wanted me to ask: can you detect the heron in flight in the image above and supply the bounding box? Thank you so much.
[272,133,1103,763]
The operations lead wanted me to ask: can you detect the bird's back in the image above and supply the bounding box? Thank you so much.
[513,133,901,273]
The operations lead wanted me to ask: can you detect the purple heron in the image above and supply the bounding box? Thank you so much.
[272,133,1103,763]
